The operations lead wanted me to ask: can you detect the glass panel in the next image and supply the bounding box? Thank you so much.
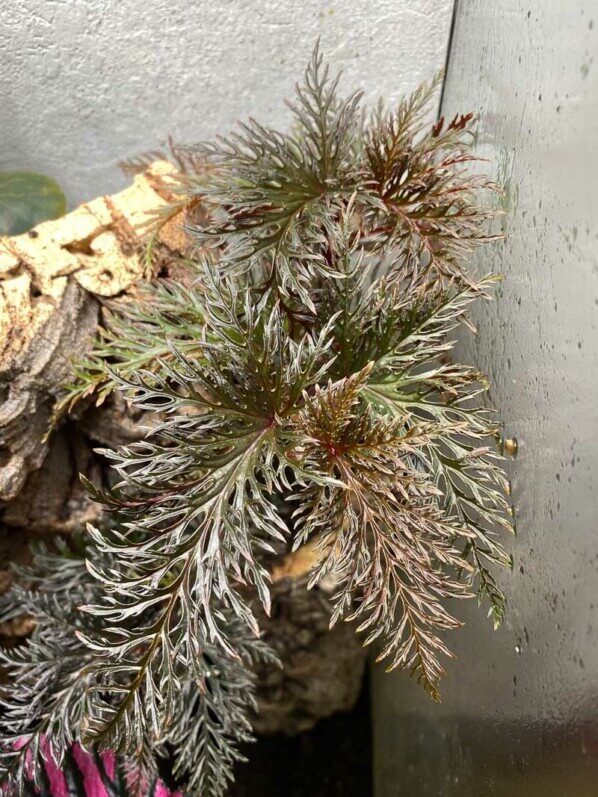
[372,2,598,795]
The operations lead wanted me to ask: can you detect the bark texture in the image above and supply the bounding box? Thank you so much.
[0,163,366,732]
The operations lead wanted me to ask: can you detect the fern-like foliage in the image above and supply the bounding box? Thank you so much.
[0,540,95,792]
[0,538,273,797]
[1,43,514,796]
[192,45,363,261]
[48,277,207,430]
[287,366,471,698]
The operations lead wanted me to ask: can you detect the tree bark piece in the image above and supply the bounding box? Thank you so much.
[254,576,366,735]
[0,161,183,504]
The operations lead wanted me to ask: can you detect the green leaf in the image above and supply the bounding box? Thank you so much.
[0,171,67,235]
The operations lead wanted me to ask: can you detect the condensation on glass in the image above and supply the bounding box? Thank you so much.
[372,2,598,795]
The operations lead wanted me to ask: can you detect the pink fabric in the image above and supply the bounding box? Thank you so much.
[72,745,182,797]
[40,738,69,797]
[7,738,181,796]
[153,781,183,797]
[102,750,116,781]
[11,737,34,782]
[72,745,109,797]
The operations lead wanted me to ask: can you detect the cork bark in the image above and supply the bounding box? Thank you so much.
[0,163,366,731]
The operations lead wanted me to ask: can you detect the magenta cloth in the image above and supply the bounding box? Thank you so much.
[72,745,111,797]
[6,740,184,796]
[40,738,68,797]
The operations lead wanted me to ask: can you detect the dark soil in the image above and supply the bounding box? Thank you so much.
[230,674,373,797]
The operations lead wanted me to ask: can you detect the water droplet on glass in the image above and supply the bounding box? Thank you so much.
[504,437,519,457]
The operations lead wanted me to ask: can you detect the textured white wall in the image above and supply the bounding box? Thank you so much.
[373,1,598,794]
[0,0,454,206]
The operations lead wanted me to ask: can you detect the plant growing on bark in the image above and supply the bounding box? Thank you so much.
[0,45,513,796]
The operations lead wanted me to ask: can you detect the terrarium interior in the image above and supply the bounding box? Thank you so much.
[0,44,513,797]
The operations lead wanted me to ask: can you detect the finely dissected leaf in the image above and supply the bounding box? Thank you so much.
[49,276,208,430]
[167,632,278,796]
[0,542,96,793]
[1,42,514,797]
[287,368,473,699]
[362,88,500,284]
[359,276,513,620]
[188,42,363,262]
[75,260,334,765]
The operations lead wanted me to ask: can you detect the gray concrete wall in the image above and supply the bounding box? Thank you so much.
[373,1,598,795]
[0,0,454,207]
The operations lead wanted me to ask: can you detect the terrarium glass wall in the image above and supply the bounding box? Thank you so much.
[0,0,454,206]
[372,1,598,795]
